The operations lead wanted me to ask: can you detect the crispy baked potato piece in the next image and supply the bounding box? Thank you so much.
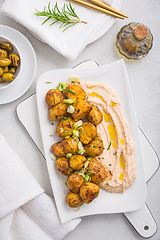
[66,192,83,208]
[79,122,97,145]
[45,89,64,107]
[79,182,100,204]
[72,99,92,121]
[64,83,86,101]
[48,102,69,121]
[86,158,107,184]
[66,173,84,193]
[51,137,78,157]
[69,155,87,171]
[84,135,104,157]
[56,117,75,138]
[56,157,74,176]
[86,104,103,126]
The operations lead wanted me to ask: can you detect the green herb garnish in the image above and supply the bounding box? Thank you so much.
[113,152,117,155]
[46,81,52,83]
[64,89,76,95]
[34,2,87,32]
[109,164,111,166]
[49,135,53,137]
[95,137,100,140]
[95,192,98,195]
[107,141,111,150]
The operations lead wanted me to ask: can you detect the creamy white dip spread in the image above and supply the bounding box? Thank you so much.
[80,81,136,193]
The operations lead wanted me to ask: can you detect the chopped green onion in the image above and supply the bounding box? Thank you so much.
[107,141,112,150]
[80,202,85,206]
[73,130,79,137]
[65,166,68,169]
[64,89,76,95]
[109,164,111,166]
[95,137,100,140]
[89,144,91,147]
[57,82,68,91]
[51,123,54,125]
[113,152,117,155]
[106,182,109,186]
[102,157,104,159]
[87,156,93,160]
[46,82,52,83]
[65,136,70,139]
[69,76,80,83]
[67,171,71,175]
[61,116,69,120]
[60,128,64,133]
[74,120,83,129]
[93,146,97,148]
[67,105,75,113]
[65,182,67,186]
[77,141,85,155]
[49,135,53,137]
[66,153,72,158]
[94,192,98,195]
[63,99,75,104]
[85,173,90,182]
[78,126,84,133]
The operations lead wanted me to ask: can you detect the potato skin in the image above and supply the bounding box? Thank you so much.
[56,117,75,138]
[79,122,97,145]
[72,100,92,121]
[45,89,63,107]
[56,157,74,176]
[84,135,104,157]
[51,137,78,157]
[66,192,83,208]
[66,173,84,193]
[87,158,107,184]
[64,83,86,101]
[69,155,87,171]
[86,104,103,126]
[79,182,100,204]
[48,102,69,121]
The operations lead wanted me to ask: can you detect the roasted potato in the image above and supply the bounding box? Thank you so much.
[79,122,97,145]
[51,137,78,157]
[86,158,107,184]
[86,104,103,126]
[64,83,86,101]
[56,117,75,138]
[66,192,83,208]
[72,99,92,121]
[84,135,104,157]
[56,157,74,176]
[45,89,64,107]
[79,182,100,204]
[48,102,69,121]
[69,155,87,171]
[66,173,84,193]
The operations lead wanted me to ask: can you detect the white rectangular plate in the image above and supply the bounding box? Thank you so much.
[36,59,146,223]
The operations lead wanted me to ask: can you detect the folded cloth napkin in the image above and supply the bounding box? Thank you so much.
[0,0,121,61]
[0,133,81,240]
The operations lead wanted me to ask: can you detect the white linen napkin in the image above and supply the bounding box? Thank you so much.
[0,0,121,61]
[0,133,81,240]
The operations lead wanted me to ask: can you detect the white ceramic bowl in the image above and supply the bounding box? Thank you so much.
[0,36,21,90]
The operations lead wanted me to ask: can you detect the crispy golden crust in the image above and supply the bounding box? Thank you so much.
[87,158,107,184]
[72,99,92,121]
[67,173,84,193]
[79,122,97,145]
[51,137,78,157]
[66,192,83,208]
[64,83,86,101]
[86,104,103,126]
[56,157,74,176]
[56,117,75,138]
[45,89,64,107]
[79,182,99,204]
[84,135,104,157]
[48,102,69,121]
[69,155,87,171]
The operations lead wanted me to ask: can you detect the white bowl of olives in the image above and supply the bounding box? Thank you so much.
[0,36,21,89]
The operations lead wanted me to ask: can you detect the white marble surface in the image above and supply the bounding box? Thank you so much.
[0,0,160,239]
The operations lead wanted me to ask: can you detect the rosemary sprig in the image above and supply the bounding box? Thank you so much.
[34,2,87,32]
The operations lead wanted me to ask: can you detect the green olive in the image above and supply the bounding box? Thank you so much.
[9,54,20,67]
[0,49,8,58]
[10,66,16,74]
[2,73,14,82]
[0,76,5,83]
[0,58,11,67]
[3,66,9,73]
[0,67,3,76]
[1,42,12,51]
